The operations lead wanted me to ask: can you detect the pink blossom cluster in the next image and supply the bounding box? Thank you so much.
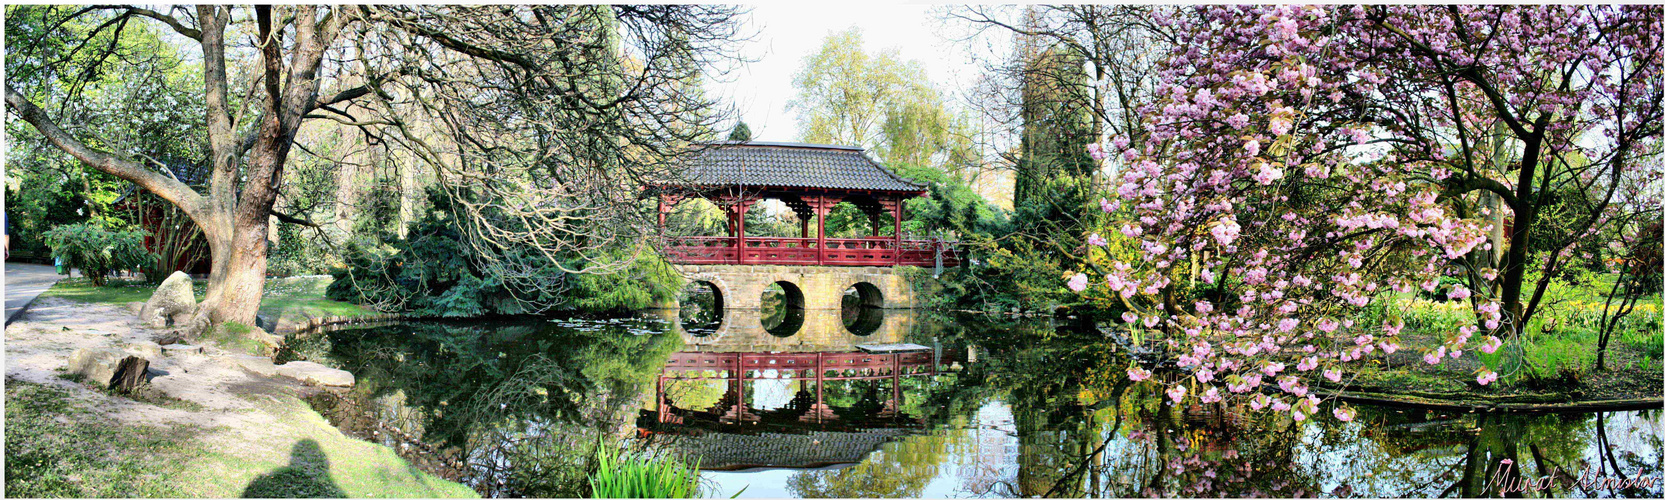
[1083,5,1660,421]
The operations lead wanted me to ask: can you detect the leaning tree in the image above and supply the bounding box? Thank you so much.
[6,5,743,327]
[1073,5,1661,418]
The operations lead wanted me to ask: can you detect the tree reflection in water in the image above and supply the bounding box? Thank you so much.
[291,312,1662,498]
[291,317,683,497]
[760,312,1664,498]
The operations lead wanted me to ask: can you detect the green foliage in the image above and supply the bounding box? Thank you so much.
[726,122,752,142]
[5,381,192,498]
[329,188,680,317]
[42,222,154,286]
[269,223,333,277]
[587,445,701,499]
[1014,46,1097,209]
[564,252,681,312]
[7,6,207,263]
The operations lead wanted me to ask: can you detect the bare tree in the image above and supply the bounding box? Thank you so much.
[7,5,744,327]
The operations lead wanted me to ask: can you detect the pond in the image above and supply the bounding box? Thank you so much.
[281,307,1665,498]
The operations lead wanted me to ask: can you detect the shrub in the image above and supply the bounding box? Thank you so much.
[328,188,680,317]
[42,222,154,286]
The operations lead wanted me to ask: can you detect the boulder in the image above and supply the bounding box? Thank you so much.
[275,361,355,387]
[67,347,149,392]
[139,272,196,329]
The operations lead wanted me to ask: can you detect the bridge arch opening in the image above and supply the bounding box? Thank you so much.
[677,280,724,337]
[761,281,805,337]
[844,282,884,308]
[841,282,885,335]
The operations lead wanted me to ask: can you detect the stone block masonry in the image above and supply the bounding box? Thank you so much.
[674,264,922,309]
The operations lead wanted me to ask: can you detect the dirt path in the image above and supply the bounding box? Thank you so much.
[4,296,477,498]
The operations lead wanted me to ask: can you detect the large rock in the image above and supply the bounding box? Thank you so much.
[275,361,355,387]
[67,347,149,392]
[139,271,197,329]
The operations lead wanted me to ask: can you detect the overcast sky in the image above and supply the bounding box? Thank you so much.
[706,3,1004,143]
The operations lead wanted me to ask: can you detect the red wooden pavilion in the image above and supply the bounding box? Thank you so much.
[651,142,959,267]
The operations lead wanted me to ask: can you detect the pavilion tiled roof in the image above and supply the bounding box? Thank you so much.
[664,429,912,470]
[677,142,925,192]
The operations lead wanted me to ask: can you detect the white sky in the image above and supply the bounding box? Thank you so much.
[706,3,1000,143]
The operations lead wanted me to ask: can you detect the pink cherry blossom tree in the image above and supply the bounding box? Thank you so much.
[1071,5,1662,417]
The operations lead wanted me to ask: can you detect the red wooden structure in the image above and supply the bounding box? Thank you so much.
[652,348,955,425]
[652,142,959,267]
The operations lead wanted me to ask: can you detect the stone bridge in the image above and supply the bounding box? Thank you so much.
[673,264,921,310]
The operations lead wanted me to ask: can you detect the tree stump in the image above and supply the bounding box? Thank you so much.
[67,347,150,393]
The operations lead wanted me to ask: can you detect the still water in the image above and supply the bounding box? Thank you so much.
[283,306,1665,498]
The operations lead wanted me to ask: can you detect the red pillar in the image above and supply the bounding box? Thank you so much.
[815,194,829,266]
[735,200,747,265]
[893,197,903,265]
[732,198,758,265]
[656,193,667,234]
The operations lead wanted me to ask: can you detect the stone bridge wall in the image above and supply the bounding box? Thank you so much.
[673,264,922,310]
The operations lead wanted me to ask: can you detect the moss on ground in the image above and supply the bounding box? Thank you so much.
[199,321,273,356]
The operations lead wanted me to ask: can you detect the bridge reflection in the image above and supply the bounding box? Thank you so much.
[640,307,969,470]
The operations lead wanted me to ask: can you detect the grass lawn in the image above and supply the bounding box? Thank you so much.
[5,380,479,498]
[259,275,381,321]
[39,277,206,305]
[37,275,380,328]
[4,381,196,497]
[1333,274,1664,405]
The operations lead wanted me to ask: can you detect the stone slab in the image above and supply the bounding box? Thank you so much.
[275,361,355,387]
[122,341,165,359]
[221,354,279,377]
[162,344,205,355]
[856,343,931,353]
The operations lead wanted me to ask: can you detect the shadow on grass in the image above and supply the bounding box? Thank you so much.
[242,440,347,498]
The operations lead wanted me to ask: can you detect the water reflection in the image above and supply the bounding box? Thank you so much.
[678,281,723,337]
[285,317,683,497]
[291,311,1663,498]
[842,303,885,336]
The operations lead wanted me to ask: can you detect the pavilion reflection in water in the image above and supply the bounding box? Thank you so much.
[641,307,969,471]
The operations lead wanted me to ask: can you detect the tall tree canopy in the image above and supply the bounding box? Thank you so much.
[6,5,744,327]
[788,27,972,173]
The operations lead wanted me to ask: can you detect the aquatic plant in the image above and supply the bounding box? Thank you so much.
[587,445,701,498]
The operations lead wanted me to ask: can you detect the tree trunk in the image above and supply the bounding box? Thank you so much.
[1497,120,1547,337]
[1498,204,1533,336]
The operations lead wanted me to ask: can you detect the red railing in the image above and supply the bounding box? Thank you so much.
[660,350,948,380]
[662,236,960,267]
